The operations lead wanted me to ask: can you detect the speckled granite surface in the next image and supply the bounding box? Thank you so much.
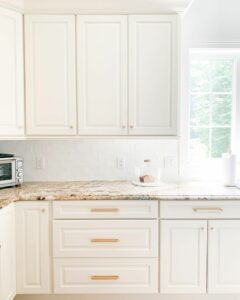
[1,181,240,209]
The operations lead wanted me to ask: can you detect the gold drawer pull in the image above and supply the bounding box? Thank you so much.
[90,208,119,213]
[91,275,119,281]
[193,207,223,213]
[91,238,120,243]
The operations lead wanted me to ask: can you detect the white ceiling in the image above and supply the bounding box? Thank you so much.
[0,0,193,13]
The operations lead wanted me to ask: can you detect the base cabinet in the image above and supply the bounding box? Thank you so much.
[160,201,240,295]
[3,200,240,297]
[208,220,240,294]
[0,204,16,300]
[16,202,50,294]
[160,220,207,294]
[53,200,158,294]
[54,258,158,294]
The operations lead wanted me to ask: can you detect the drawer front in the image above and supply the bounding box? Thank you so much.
[53,200,158,219]
[54,258,158,294]
[53,220,158,257]
[160,201,240,219]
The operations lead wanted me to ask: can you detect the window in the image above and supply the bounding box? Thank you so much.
[188,51,238,162]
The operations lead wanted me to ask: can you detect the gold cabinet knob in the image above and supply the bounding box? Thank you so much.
[130,125,134,129]
[70,125,74,129]
[41,208,46,213]
[122,125,126,129]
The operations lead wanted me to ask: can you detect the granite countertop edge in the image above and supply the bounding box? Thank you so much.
[1,181,240,209]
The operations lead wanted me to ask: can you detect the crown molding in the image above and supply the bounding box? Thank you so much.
[1,0,193,14]
[0,0,24,11]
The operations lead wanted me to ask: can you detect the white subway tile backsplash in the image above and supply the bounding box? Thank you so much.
[0,139,179,181]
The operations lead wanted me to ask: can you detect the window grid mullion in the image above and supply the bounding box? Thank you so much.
[209,61,213,159]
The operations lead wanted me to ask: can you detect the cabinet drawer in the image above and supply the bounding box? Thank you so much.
[160,201,240,219]
[53,201,158,219]
[53,220,158,257]
[54,258,158,294]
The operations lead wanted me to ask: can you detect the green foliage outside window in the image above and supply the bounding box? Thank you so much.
[189,58,233,160]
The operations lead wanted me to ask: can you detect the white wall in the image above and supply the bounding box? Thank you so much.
[0,139,179,181]
[183,0,240,45]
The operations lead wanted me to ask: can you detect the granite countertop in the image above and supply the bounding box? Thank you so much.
[1,180,240,209]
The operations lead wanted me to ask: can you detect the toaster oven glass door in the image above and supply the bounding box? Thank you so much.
[0,160,15,185]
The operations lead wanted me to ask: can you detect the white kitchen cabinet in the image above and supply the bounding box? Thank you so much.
[53,219,158,258]
[208,220,240,293]
[160,220,207,294]
[0,8,24,137]
[16,202,50,294]
[77,15,128,135]
[53,200,158,219]
[25,15,77,135]
[0,204,16,300]
[54,258,158,294]
[129,15,178,135]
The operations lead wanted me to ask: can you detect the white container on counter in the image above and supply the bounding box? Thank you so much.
[222,152,237,187]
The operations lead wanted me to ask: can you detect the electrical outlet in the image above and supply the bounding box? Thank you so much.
[164,156,176,169]
[36,156,45,170]
[116,157,125,170]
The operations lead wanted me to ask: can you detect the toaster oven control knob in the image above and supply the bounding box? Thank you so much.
[17,171,23,178]
[17,161,23,168]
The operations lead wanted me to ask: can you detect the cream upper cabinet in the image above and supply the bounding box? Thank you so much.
[208,220,240,294]
[0,8,24,137]
[0,204,16,300]
[77,15,128,135]
[160,220,207,294]
[16,202,50,294]
[25,15,77,135]
[129,15,178,135]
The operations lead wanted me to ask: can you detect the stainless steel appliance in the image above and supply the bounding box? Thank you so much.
[0,154,23,188]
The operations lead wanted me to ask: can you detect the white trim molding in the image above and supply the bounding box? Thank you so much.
[1,0,193,14]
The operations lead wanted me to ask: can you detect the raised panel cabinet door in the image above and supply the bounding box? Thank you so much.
[25,15,77,135]
[0,204,16,300]
[208,220,240,293]
[129,15,178,135]
[16,202,50,294]
[0,8,24,136]
[77,15,128,135]
[160,220,207,294]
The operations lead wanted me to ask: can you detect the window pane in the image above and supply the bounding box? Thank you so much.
[212,94,232,126]
[212,60,234,92]
[190,128,209,160]
[190,60,211,92]
[190,94,210,126]
[211,128,231,158]
[189,54,234,161]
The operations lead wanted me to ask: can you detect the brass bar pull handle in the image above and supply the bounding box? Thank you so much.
[91,238,120,243]
[193,207,223,213]
[90,208,119,213]
[91,275,119,281]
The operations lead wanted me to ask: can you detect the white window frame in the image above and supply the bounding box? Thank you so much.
[180,48,240,180]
